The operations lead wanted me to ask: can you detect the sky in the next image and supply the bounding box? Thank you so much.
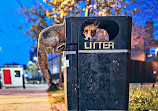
[0,0,157,66]
[0,0,34,66]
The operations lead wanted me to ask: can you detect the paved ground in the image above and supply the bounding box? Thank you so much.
[0,83,156,111]
[0,84,64,111]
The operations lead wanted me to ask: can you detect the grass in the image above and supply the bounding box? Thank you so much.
[48,89,65,104]
[129,85,158,110]
[48,85,158,110]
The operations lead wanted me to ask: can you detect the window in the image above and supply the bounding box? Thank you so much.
[15,71,20,77]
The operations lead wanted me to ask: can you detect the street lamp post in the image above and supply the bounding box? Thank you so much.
[154,48,158,87]
[59,53,62,87]
[155,48,158,61]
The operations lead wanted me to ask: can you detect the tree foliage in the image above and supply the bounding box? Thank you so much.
[130,0,158,61]
[15,2,49,47]
[133,0,158,21]
[26,61,38,78]
[131,21,154,49]
[132,0,158,39]
[16,0,135,48]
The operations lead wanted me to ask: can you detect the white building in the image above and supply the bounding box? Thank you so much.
[0,65,23,88]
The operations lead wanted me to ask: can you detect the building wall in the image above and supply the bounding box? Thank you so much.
[1,65,23,87]
[48,53,60,80]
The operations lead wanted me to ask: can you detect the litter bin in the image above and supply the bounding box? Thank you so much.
[64,16,132,110]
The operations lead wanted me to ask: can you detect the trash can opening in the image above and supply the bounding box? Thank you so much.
[81,19,119,42]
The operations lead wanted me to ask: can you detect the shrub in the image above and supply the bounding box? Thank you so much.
[129,86,158,110]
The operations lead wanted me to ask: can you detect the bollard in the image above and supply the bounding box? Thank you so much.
[0,81,2,89]
[22,74,25,89]
[64,16,132,110]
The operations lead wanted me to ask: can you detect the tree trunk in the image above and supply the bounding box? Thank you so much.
[85,0,91,17]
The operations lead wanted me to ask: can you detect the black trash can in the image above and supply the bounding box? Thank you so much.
[64,16,132,110]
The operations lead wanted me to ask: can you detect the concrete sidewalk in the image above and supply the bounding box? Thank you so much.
[0,84,62,111]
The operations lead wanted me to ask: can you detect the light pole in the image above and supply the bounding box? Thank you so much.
[155,48,158,60]
[59,53,62,87]
[154,48,158,86]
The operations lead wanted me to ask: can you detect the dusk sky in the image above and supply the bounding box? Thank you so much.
[0,0,35,66]
[0,0,157,66]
